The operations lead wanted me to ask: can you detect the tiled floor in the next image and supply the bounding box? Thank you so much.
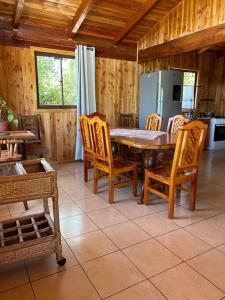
[1,150,225,299]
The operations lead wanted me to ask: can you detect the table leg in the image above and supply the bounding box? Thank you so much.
[138,150,158,204]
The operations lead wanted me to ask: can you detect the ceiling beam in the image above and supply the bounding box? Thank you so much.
[14,0,25,29]
[138,23,225,63]
[197,46,212,54]
[69,0,96,36]
[0,28,137,61]
[113,0,159,45]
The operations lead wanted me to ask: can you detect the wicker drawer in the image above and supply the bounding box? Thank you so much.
[0,159,57,203]
[0,213,56,266]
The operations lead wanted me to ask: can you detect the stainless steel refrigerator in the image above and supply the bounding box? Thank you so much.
[139,70,183,130]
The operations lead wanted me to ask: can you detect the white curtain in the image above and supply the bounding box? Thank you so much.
[75,45,96,160]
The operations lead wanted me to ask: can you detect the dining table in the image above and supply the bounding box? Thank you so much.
[110,128,177,203]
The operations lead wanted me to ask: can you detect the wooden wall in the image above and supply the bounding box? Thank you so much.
[139,0,225,50]
[0,45,138,162]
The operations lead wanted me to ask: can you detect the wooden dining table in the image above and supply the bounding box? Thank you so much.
[110,128,177,203]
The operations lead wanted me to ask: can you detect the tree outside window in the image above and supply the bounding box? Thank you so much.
[35,52,77,108]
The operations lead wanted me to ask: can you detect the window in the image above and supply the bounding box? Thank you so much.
[35,52,77,108]
[182,71,197,110]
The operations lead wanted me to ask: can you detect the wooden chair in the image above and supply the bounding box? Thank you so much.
[18,114,49,159]
[89,116,138,204]
[88,112,106,121]
[117,113,134,128]
[144,120,208,219]
[145,113,162,131]
[80,115,94,182]
[167,114,189,134]
[80,113,106,182]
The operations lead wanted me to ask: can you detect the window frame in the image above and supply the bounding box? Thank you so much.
[35,51,76,109]
[170,68,198,110]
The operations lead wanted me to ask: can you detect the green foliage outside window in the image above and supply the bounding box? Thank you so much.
[36,53,77,107]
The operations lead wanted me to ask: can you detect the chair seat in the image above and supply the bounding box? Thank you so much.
[25,144,49,156]
[146,165,195,185]
[96,158,137,175]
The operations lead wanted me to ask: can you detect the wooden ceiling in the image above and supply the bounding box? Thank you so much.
[0,0,181,60]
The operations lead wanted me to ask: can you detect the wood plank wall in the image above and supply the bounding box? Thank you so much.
[0,45,138,162]
[139,0,225,50]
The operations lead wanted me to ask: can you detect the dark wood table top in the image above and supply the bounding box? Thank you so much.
[110,128,177,150]
[0,131,35,140]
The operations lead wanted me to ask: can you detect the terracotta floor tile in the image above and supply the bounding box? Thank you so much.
[103,221,150,249]
[161,206,203,227]
[185,220,225,247]
[50,202,83,220]
[188,249,225,292]
[60,214,97,239]
[0,262,29,293]
[208,213,225,228]
[151,263,224,300]
[66,230,117,263]
[107,280,165,300]
[114,200,154,219]
[134,213,179,237]
[82,251,145,298]
[0,284,35,300]
[76,195,110,213]
[8,200,42,215]
[32,265,100,300]
[99,190,132,203]
[88,207,128,229]
[187,199,222,218]
[123,239,181,278]
[157,228,211,260]
[217,243,225,254]
[26,241,78,281]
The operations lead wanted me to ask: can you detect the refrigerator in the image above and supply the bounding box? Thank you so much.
[139,70,183,130]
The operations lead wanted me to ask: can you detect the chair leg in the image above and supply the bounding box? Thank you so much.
[93,167,98,194]
[84,158,88,182]
[23,201,29,210]
[143,173,149,205]
[109,173,114,204]
[168,185,175,219]
[190,179,197,211]
[132,168,137,197]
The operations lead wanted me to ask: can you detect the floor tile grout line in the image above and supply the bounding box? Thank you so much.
[183,261,225,295]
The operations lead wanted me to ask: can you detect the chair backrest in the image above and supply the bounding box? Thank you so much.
[167,115,189,135]
[117,113,134,128]
[170,120,208,179]
[88,112,106,121]
[145,113,162,131]
[89,116,113,166]
[80,115,92,154]
[18,114,42,143]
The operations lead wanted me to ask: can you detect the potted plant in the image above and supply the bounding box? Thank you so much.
[0,96,18,131]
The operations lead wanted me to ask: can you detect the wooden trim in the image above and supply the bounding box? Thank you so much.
[14,0,25,29]
[114,0,159,45]
[139,23,225,63]
[69,0,97,36]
